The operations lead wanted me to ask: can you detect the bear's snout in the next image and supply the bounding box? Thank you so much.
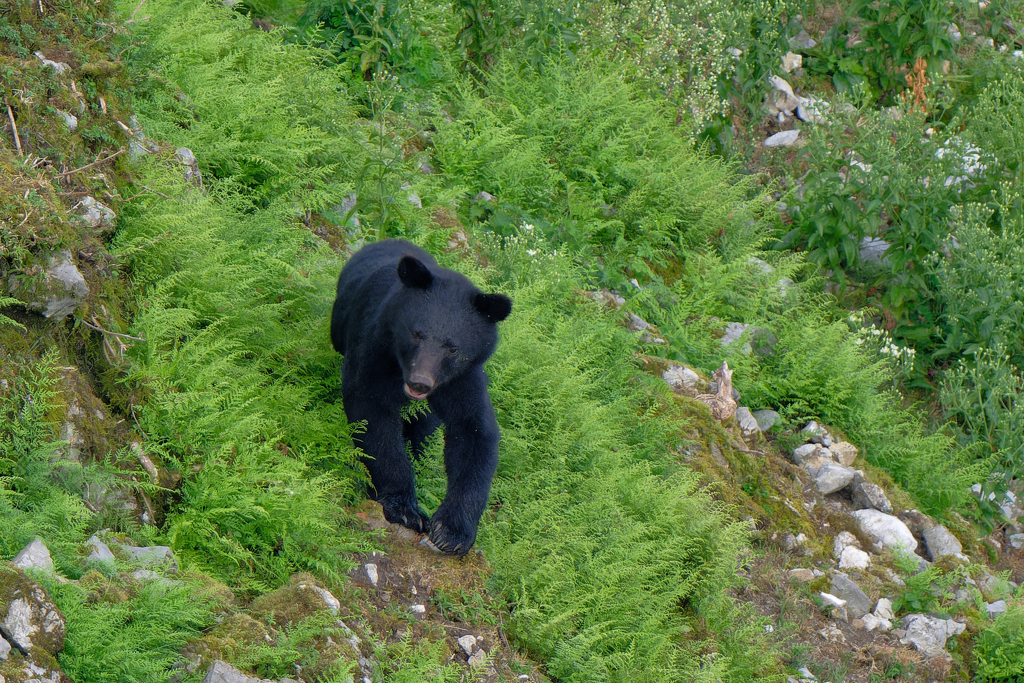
[404,372,436,400]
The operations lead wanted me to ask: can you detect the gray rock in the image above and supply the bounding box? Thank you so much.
[752,409,781,431]
[813,462,857,495]
[851,509,918,553]
[333,194,360,229]
[12,540,55,576]
[922,525,963,561]
[736,407,759,436]
[8,250,90,320]
[175,147,203,184]
[474,191,495,203]
[1009,533,1024,550]
[819,592,846,609]
[792,29,818,49]
[987,600,1008,619]
[979,574,1012,600]
[791,443,821,465]
[118,544,177,571]
[34,51,70,75]
[364,563,378,587]
[764,130,801,148]
[419,161,436,175]
[811,432,833,447]
[203,660,274,683]
[467,648,487,667]
[86,536,115,564]
[851,474,892,514]
[860,237,891,265]
[795,96,826,124]
[839,546,871,570]
[900,614,965,658]
[788,568,816,582]
[720,322,751,353]
[457,634,476,656]
[76,196,116,231]
[662,364,700,392]
[830,572,873,618]
[833,530,861,557]
[0,633,9,659]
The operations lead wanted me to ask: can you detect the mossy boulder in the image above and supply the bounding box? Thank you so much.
[180,614,274,677]
[0,566,65,655]
[248,573,341,627]
[5,250,89,321]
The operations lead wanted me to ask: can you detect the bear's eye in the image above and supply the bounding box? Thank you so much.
[411,331,425,342]
[446,346,459,355]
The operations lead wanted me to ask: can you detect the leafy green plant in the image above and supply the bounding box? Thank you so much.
[0,296,24,330]
[974,592,1024,681]
[298,0,442,84]
[804,0,956,103]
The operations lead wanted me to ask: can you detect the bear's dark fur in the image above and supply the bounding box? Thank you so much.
[331,239,512,555]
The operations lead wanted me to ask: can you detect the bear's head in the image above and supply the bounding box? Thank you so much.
[392,255,511,400]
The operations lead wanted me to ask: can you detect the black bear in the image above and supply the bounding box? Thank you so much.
[331,239,512,555]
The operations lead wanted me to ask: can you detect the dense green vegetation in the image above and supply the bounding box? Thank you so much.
[2,0,1024,678]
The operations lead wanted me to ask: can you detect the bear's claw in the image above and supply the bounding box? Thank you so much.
[428,519,473,556]
[380,499,430,533]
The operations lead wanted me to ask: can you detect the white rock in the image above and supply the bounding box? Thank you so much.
[56,109,78,131]
[0,633,9,659]
[861,612,891,632]
[409,604,426,614]
[736,407,759,436]
[1009,533,1024,550]
[769,75,796,97]
[795,97,826,124]
[311,585,341,613]
[12,540,55,576]
[819,592,846,608]
[119,544,177,570]
[851,475,893,514]
[813,462,856,495]
[781,52,803,72]
[364,563,378,587]
[839,546,872,570]
[175,147,203,184]
[851,509,918,553]
[467,648,487,667]
[76,197,116,231]
[457,634,477,656]
[764,130,801,148]
[874,598,895,621]
[34,51,70,75]
[900,614,965,658]
[833,531,860,557]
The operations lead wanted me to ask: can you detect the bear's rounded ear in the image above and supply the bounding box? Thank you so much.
[398,255,433,289]
[474,293,512,323]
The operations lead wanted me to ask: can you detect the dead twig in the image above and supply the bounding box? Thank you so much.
[81,319,146,342]
[55,148,125,178]
[129,0,147,21]
[5,100,22,156]
[139,184,171,200]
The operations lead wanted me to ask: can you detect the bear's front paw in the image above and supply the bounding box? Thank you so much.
[428,517,476,556]
[379,497,430,533]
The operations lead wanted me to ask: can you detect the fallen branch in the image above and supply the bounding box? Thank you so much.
[55,148,125,178]
[81,319,145,342]
[5,100,22,156]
